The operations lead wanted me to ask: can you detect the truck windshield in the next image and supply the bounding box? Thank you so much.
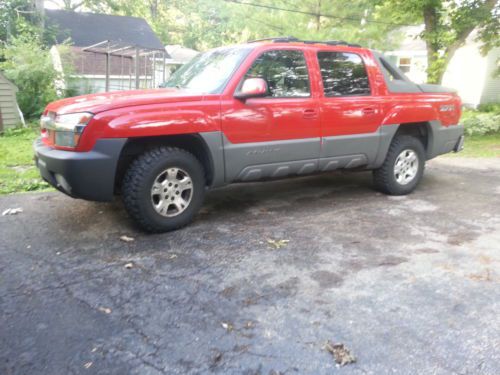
[163,46,252,94]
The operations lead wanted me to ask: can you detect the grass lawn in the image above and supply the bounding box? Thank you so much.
[0,125,51,195]
[445,133,500,158]
[0,125,499,195]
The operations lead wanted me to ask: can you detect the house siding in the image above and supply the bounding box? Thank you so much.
[479,48,500,104]
[0,72,23,130]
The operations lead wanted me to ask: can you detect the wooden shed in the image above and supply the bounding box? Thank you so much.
[0,71,24,131]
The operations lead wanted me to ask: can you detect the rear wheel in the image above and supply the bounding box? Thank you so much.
[122,147,205,232]
[373,135,425,195]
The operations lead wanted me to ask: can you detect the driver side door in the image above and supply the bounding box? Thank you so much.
[221,49,321,182]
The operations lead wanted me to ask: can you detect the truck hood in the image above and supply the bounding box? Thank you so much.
[45,88,205,115]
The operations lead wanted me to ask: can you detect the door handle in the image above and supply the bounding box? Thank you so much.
[303,109,318,119]
[362,107,376,115]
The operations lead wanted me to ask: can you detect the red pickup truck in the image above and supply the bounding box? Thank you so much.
[35,37,464,232]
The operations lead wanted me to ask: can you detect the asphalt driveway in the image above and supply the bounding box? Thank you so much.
[1,157,499,375]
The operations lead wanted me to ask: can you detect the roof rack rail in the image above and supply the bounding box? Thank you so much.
[247,36,299,43]
[303,39,361,47]
[247,37,361,47]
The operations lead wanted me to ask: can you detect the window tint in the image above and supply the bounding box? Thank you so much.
[318,52,371,96]
[244,50,310,98]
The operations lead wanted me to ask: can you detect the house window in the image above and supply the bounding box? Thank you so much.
[398,57,412,73]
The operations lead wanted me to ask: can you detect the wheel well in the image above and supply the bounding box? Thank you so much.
[395,122,430,152]
[115,134,214,192]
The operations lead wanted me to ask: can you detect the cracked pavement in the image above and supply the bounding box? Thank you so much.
[1,157,499,374]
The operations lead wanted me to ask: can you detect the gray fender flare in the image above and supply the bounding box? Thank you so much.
[198,131,226,188]
[369,124,399,169]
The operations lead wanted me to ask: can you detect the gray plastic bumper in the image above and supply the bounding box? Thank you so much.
[33,138,126,202]
[427,123,464,159]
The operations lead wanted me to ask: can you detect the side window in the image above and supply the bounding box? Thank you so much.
[317,52,371,96]
[243,50,310,98]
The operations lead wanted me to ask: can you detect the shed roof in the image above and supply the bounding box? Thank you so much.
[45,9,165,51]
[165,45,199,64]
[0,71,18,92]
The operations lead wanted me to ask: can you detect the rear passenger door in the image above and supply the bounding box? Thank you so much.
[317,51,384,170]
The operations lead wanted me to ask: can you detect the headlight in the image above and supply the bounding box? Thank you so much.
[41,112,93,148]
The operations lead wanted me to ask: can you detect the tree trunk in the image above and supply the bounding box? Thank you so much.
[423,5,441,84]
[316,0,322,31]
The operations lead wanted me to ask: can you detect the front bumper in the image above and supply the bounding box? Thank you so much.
[34,138,127,202]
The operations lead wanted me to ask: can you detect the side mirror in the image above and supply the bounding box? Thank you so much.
[235,78,268,100]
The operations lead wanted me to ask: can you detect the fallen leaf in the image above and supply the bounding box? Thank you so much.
[221,321,234,332]
[98,307,112,314]
[211,349,223,366]
[124,262,134,269]
[267,239,289,249]
[325,341,356,366]
[120,235,134,242]
[2,208,23,216]
[84,362,93,369]
[468,268,492,281]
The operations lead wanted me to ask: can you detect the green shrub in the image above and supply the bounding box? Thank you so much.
[477,103,500,114]
[0,35,60,120]
[462,110,500,136]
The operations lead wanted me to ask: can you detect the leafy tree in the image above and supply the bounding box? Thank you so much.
[375,0,499,83]
[0,0,41,43]
[0,35,60,119]
[83,0,404,51]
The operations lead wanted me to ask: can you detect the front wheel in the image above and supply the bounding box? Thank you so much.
[122,147,205,233]
[373,135,426,195]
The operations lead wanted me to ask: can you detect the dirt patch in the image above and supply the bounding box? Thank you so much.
[447,231,478,246]
[311,270,343,288]
[415,248,440,254]
[378,256,408,267]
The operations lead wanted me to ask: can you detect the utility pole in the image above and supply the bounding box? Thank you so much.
[316,0,321,31]
[34,0,45,29]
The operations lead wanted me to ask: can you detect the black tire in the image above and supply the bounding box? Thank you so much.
[373,135,426,195]
[122,147,205,233]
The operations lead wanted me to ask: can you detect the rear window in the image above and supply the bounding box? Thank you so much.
[317,52,371,96]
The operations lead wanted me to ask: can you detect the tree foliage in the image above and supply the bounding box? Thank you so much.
[0,35,60,118]
[78,0,404,51]
[374,0,499,83]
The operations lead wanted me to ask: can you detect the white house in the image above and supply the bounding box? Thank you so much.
[165,45,198,67]
[385,26,500,107]
[156,45,198,84]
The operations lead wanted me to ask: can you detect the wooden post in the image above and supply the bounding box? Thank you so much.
[162,52,166,84]
[105,52,110,92]
[135,48,140,89]
[152,52,156,88]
